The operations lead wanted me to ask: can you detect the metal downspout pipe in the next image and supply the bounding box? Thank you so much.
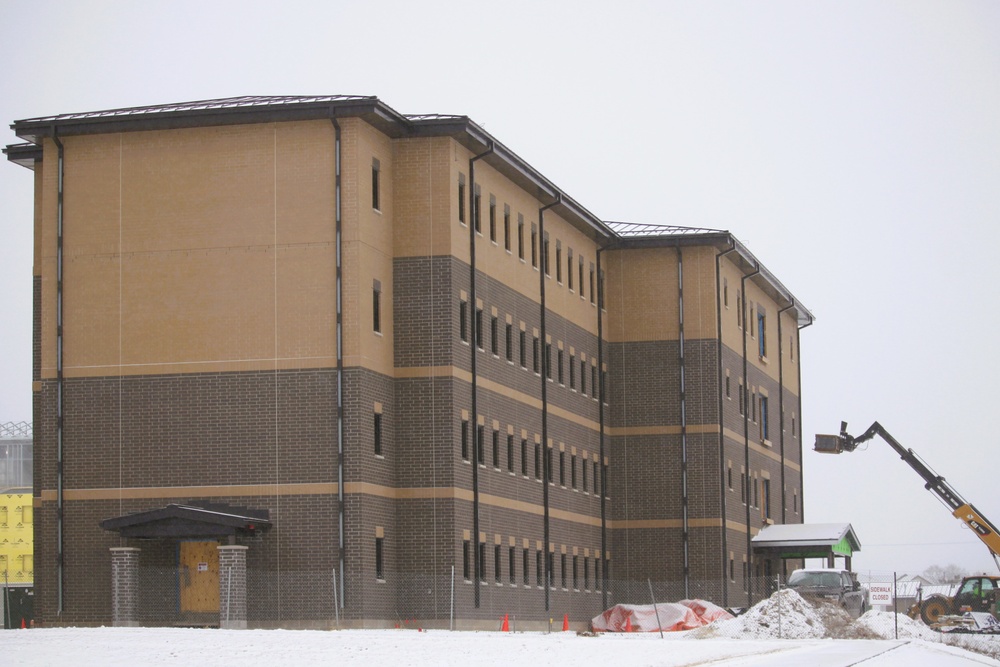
[740,263,760,605]
[714,242,736,606]
[676,247,690,598]
[776,301,795,528]
[53,129,65,616]
[469,141,494,608]
[596,244,608,610]
[330,117,346,611]
[538,194,560,612]
[796,318,813,521]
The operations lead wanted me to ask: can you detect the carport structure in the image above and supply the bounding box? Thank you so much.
[752,523,861,574]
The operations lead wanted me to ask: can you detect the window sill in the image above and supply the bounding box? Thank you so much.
[375,454,385,460]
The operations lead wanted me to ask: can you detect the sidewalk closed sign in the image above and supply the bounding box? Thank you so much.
[870,583,893,605]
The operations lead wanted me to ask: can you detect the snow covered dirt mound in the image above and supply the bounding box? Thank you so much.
[689,588,843,639]
[849,610,937,640]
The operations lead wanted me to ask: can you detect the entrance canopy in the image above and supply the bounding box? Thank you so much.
[752,523,861,568]
[100,502,271,539]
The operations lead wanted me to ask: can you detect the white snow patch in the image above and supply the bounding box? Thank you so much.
[689,588,842,639]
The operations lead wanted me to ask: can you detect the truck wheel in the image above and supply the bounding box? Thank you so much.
[920,596,950,625]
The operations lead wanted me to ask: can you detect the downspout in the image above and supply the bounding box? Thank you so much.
[776,301,795,527]
[53,129,65,616]
[714,242,736,607]
[796,318,813,523]
[538,193,560,612]
[596,243,609,611]
[676,247,690,598]
[330,116,346,611]
[740,262,760,605]
[469,141,494,608]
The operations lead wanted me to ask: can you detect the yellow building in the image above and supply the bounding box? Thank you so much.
[1,421,33,585]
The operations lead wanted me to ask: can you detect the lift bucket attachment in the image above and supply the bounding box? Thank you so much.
[814,434,845,454]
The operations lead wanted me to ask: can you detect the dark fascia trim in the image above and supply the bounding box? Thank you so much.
[611,231,814,327]
[3,142,42,169]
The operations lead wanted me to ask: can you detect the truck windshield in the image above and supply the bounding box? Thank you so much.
[788,571,841,588]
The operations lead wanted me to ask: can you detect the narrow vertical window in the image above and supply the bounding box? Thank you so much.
[760,396,769,441]
[598,269,605,308]
[519,330,526,368]
[478,542,486,582]
[477,425,485,466]
[559,451,565,486]
[573,555,579,589]
[521,438,527,476]
[580,360,586,395]
[602,462,609,498]
[534,442,541,480]
[555,243,562,282]
[582,459,588,492]
[547,447,554,483]
[473,185,482,234]
[739,383,745,416]
[531,225,538,268]
[591,366,597,401]
[595,556,601,591]
[374,411,383,456]
[757,309,767,358]
[601,369,608,404]
[569,354,575,389]
[372,281,382,333]
[736,291,742,329]
[589,265,596,304]
[518,214,525,260]
[458,174,466,224]
[463,540,471,580]
[490,315,499,355]
[475,308,483,349]
[571,454,577,489]
[504,205,511,251]
[725,374,730,398]
[578,257,585,299]
[494,544,501,583]
[505,323,513,361]
[723,278,728,307]
[593,461,601,496]
[492,429,499,468]
[545,343,552,380]
[557,349,564,384]
[567,249,574,290]
[459,300,468,342]
[584,556,590,590]
[561,553,567,588]
[763,478,771,519]
[371,158,381,211]
[543,235,550,276]
[523,549,530,585]
[489,195,497,242]
[375,536,385,580]
[532,336,540,373]
[507,434,514,472]
[461,419,469,461]
[536,551,543,586]
[509,546,516,584]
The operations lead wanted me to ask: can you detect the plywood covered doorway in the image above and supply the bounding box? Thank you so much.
[179,541,219,613]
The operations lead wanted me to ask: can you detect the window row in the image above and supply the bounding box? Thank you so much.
[723,375,797,442]
[457,173,603,305]
[459,419,608,497]
[723,278,797,363]
[458,301,608,403]
[462,540,608,592]
[726,464,799,520]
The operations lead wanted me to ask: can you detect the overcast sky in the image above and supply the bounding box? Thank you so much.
[2,0,999,578]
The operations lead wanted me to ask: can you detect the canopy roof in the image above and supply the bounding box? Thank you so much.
[100,502,271,539]
[751,523,861,559]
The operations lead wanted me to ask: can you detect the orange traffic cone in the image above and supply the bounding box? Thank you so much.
[562,614,569,631]
[21,618,26,629]
[501,614,509,632]
[625,614,632,632]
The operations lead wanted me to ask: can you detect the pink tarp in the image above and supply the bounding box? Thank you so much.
[591,599,734,633]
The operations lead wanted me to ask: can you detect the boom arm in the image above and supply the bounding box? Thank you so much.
[815,421,1000,570]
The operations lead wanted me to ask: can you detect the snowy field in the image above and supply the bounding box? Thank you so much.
[6,591,999,666]
[4,626,999,667]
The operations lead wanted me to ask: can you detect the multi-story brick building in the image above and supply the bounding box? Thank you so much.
[4,96,812,628]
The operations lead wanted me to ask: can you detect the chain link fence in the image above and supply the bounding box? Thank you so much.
[105,566,1000,660]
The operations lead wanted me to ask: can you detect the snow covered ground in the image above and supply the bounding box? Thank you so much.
[4,627,999,667]
[5,590,998,666]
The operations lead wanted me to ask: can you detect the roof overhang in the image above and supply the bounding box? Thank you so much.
[751,522,861,559]
[100,502,271,539]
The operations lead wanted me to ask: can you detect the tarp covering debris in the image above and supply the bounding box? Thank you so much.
[592,600,734,632]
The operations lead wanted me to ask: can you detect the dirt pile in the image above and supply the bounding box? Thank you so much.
[689,588,845,639]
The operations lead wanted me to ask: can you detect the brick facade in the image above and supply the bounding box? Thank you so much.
[7,96,812,627]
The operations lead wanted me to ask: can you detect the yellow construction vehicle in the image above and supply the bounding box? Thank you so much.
[815,421,1000,624]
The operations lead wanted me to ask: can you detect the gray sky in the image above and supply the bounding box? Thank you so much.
[2,0,999,578]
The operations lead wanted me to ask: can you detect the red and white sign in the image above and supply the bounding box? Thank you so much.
[869,583,893,605]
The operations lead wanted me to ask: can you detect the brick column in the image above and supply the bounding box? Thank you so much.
[110,547,141,627]
[218,545,249,629]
